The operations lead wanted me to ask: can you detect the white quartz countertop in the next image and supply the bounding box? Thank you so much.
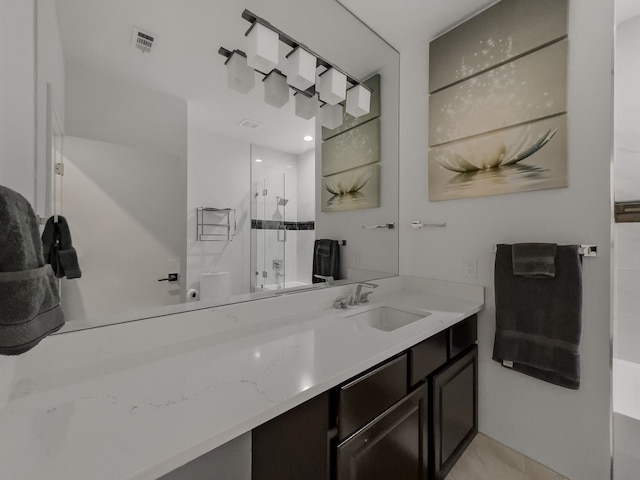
[0,277,483,480]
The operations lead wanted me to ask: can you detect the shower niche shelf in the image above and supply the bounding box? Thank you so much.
[197,207,236,241]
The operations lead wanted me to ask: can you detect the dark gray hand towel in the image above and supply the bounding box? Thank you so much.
[0,185,65,355]
[512,243,557,278]
[42,215,82,279]
[493,243,582,389]
[312,239,340,284]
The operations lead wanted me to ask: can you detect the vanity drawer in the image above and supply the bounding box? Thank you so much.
[338,354,407,440]
[409,330,448,387]
[449,315,477,359]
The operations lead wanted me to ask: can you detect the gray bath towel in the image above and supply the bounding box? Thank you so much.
[0,185,65,355]
[512,243,557,278]
[493,244,582,389]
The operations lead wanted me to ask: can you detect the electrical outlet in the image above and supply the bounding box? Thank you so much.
[464,258,477,279]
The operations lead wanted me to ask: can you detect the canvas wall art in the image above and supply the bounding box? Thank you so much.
[322,118,380,177]
[428,0,569,201]
[321,163,380,212]
[321,75,381,212]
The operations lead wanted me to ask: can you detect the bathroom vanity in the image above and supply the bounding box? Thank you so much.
[252,315,477,480]
[0,276,483,480]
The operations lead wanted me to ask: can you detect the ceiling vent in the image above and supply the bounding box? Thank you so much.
[131,27,156,54]
[238,118,264,130]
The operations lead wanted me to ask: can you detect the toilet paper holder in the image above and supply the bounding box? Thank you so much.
[158,273,179,283]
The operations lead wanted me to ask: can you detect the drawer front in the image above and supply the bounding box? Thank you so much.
[338,354,407,440]
[409,330,448,386]
[449,315,477,359]
[336,384,428,480]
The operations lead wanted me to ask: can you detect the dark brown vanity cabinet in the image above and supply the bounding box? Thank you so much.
[407,314,478,480]
[252,393,330,480]
[252,314,478,480]
[431,345,478,479]
[336,384,429,480]
[334,353,429,480]
[430,316,478,480]
[336,354,408,440]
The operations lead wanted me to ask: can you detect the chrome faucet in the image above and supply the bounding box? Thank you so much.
[350,282,378,305]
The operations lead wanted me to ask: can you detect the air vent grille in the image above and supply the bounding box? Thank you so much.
[132,27,156,54]
[238,119,264,130]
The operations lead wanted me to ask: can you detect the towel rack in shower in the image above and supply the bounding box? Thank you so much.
[197,207,236,241]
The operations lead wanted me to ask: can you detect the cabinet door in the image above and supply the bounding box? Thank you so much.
[431,345,478,480]
[336,384,429,480]
[252,393,329,480]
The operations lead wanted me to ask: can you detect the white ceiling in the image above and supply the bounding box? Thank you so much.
[342,0,636,51]
[54,0,396,155]
[617,0,640,25]
[338,0,496,51]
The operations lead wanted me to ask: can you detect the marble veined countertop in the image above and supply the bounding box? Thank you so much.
[0,276,483,480]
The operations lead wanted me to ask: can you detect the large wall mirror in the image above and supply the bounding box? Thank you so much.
[34,0,399,333]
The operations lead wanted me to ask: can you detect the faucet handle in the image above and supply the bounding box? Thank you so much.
[333,296,348,309]
[359,291,374,304]
[314,274,335,285]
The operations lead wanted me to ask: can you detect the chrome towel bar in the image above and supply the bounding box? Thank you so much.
[361,222,395,230]
[492,244,597,257]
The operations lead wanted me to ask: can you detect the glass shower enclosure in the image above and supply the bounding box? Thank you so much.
[251,173,287,291]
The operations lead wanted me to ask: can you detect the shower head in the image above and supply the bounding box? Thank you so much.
[276,196,289,206]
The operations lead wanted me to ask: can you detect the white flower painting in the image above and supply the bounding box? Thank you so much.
[428,0,569,201]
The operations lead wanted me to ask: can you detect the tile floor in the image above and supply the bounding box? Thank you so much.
[446,434,567,480]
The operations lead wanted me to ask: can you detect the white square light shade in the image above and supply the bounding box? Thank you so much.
[286,47,316,91]
[317,68,347,105]
[263,71,289,108]
[225,51,255,94]
[246,22,280,73]
[346,84,371,118]
[320,103,344,129]
[294,92,318,119]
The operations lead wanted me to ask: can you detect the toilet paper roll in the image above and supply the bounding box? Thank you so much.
[200,272,231,301]
[186,288,200,301]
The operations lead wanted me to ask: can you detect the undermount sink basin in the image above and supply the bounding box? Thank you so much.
[347,306,431,332]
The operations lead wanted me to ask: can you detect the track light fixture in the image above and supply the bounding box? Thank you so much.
[219,9,371,126]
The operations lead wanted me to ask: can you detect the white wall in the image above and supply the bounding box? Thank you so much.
[315,63,400,281]
[65,65,187,160]
[614,15,640,201]
[0,0,36,204]
[0,0,36,413]
[35,0,65,218]
[296,149,315,284]
[398,1,614,479]
[297,149,316,222]
[614,15,640,366]
[61,137,184,321]
[614,224,640,364]
[186,127,251,298]
[64,65,188,301]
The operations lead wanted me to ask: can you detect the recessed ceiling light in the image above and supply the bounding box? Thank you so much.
[304,135,313,142]
[255,158,263,163]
